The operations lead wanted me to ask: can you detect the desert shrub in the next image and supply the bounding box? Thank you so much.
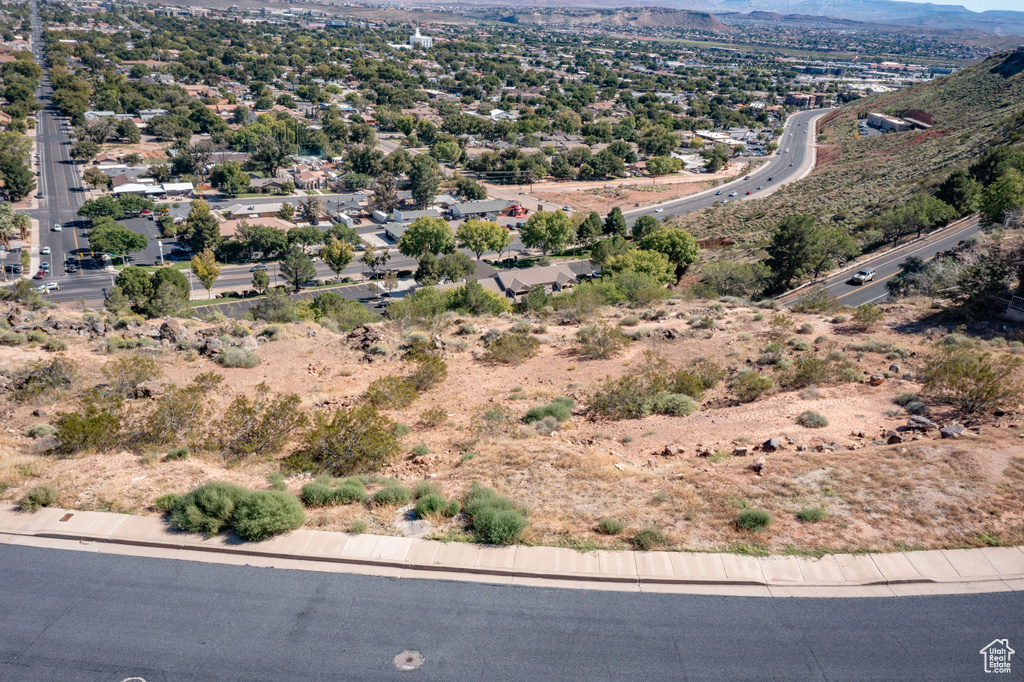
[313,293,379,331]
[267,473,287,491]
[169,482,251,536]
[19,485,58,511]
[464,482,528,545]
[230,324,251,338]
[0,331,25,346]
[296,405,401,475]
[393,422,411,437]
[576,323,628,359]
[690,358,726,390]
[216,383,308,461]
[903,400,930,415]
[153,493,179,513]
[333,480,368,504]
[525,415,561,436]
[831,314,849,324]
[784,353,859,389]
[649,392,699,416]
[511,320,532,334]
[619,315,640,327]
[408,355,448,392]
[588,353,705,419]
[797,410,829,428]
[232,490,305,541]
[372,484,413,506]
[414,480,441,498]
[797,507,826,522]
[691,314,717,330]
[846,339,893,354]
[789,339,811,352]
[25,330,44,344]
[923,347,1024,414]
[791,287,838,314]
[102,355,160,399]
[412,443,429,456]
[12,357,77,401]
[472,403,517,440]
[485,332,539,365]
[349,519,368,534]
[736,509,772,532]
[43,338,67,352]
[458,323,476,335]
[597,518,624,535]
[301,482,336,507]
[887,347,912,360]
[797,323,815,335]
[137,373,222,448]
[892,392,919,407]
[218,347,262,368]
[632,526,667,550]
[260,324,284,341]
[50,392,124,456]
[523,396,574,423]
[730,371,773,403]
[368,343,388,356]
[800,387,823,400]
[850,304,884,331]
[25,423,57,439]
[814,335,829,345]
[165,446,190,461]
[365,375,419,409]
[419,407,448,428]
[415,493,460,519]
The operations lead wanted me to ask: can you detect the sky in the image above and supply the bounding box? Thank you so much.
[898,0,1021,12]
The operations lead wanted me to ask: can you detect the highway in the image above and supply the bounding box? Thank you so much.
[625,108,830,226]
[0,544,1018,681]
[786,216,983,307]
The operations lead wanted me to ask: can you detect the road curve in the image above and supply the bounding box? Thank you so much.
[0,545,1017,681]
[625,108,831,226]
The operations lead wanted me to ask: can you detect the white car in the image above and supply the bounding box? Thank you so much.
[40,246,51,254]
[52,223,61,232]
[728,192,738,197]
[561,205,572,212]
[655,208,664,212]
[38,282,60,292]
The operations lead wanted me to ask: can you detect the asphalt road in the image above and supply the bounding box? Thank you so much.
[625,108,830,226]
[0,545,1020,681]
[787,216,983,307]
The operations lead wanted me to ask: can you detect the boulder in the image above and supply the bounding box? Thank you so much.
[750,457,767,475]
[889,363,901,374]
[136,380,167,399]
[886,431,904,445]
[906,415,936,431]
[762,438,780,452]
[159,319,191,343]
[236,335,258,351]
[732,446,749,456]
[203,337,224,355]
[661,444,680,457]
[868,374,885,386]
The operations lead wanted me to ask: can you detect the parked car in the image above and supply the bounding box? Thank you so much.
[851,268,876,284]
[40,246,51,254]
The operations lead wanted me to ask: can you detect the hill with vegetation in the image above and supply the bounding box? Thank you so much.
[666,49,1024,248]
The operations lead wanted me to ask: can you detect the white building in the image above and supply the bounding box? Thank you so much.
[409,28,433,50]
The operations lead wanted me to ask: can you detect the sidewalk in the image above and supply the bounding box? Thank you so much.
[2,504,1022,596]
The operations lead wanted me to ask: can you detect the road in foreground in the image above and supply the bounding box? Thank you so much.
[786,216,983,307]
[0,545,1017,681]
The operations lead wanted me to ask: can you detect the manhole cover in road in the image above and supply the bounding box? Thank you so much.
[394,650,424,671]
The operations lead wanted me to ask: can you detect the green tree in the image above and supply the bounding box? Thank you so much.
[210,162,250,197]
[361,244,390,279]
[114,266,154,310]
[251,135,294,177]
[456,219,510,260]
[764,214,826,291]
[604,207,627,237]
[578,211,603,247]
[2,161,35,200]
[604,249,675,284]
[88,220,148,266]
[935,170,980,217]
[321,236,354,278]
[70,140,100,163]
[370,173,399,214]
[147,267,190,316]
[83,166,111,190]
[399,216,455,259]
[520,210,575,255]
[190,248,221,299]
[979,169,1024,227]
[183,199,222,253]
[639,227,700,277]
[252,268,270,294]
[455,175,487,201]
[279,245,317,291]
[632,215,661,242]
[408,155,441,209]
[298,195,325,223]
[296,405,400,475]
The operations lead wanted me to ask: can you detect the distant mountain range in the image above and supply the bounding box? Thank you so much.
[697,0,1024,37]
[435,0,1024,37]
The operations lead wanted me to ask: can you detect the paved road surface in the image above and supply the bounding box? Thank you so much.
[0,545,1018,681]
[786,216,982,307]
[625,108,829,226]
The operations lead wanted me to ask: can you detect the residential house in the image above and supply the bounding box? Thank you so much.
[449,199,515,219]
[392,207,443,223]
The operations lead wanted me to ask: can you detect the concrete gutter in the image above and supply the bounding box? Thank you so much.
[2,504,1022,597]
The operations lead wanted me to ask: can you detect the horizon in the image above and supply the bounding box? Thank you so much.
[895,0,1024,13]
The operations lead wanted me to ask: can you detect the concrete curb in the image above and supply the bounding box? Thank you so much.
[2,504,1023,596]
